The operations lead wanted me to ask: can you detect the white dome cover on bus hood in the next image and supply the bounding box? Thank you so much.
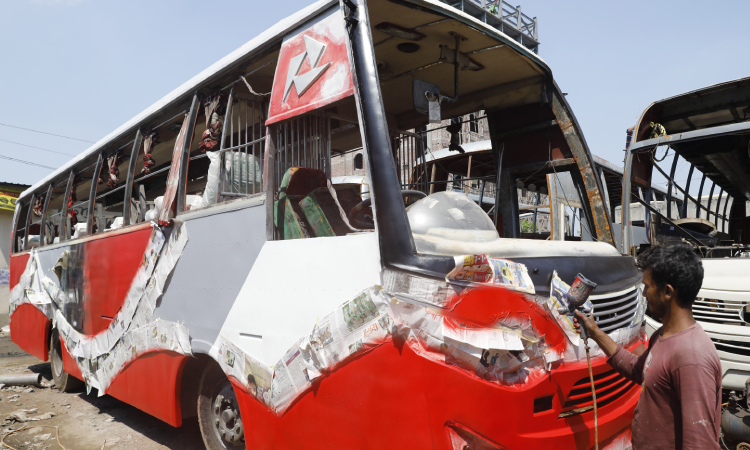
[407,191,621,259]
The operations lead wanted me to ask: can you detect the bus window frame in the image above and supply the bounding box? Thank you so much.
[22,193,35,251]
[38,183,53,247]
[11,199,23,253]
[122,129,144,225]
[176,92,201,215]
[86,152,104,235]
[60,170,75,241]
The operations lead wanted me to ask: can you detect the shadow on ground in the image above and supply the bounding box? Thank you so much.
[26,362,206,450]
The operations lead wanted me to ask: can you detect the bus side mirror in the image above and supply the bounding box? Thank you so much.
[413,78,442,124]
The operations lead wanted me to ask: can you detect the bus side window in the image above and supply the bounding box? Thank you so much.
[26,191,49,249]
[43,180,70,245]
[130,126,181,223]
[89,149,133,234]
[68,164,94,239]
[181,94,266,213]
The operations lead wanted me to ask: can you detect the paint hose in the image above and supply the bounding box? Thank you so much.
[1,426,67,450]
[584,337,599,450]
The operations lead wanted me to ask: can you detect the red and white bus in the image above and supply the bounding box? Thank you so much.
[9,0,646,448]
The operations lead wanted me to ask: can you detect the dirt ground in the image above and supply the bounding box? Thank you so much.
[0,331,206,450]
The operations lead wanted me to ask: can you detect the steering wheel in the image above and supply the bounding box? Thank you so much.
[348,190,427,229]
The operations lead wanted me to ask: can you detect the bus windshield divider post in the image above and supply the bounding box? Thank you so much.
[87,152,104,235]
[123,128,144,225]
[341,0,454,278]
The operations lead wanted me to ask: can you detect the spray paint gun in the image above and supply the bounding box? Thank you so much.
[558,273,599,450]
[557,273,597,340]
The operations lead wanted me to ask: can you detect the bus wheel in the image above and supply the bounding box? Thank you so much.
[198,364,244,449]
[49,330,83,392]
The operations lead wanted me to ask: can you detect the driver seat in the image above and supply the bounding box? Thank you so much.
[274,167,359,240]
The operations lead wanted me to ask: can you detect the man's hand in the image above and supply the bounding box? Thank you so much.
[573,310,601,338]
[573,310,620,357]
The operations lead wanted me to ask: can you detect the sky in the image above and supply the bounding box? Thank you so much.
[1,0,749,195]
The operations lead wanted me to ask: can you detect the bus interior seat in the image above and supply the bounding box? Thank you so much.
[332,185,364,215]
[275,167,360,240]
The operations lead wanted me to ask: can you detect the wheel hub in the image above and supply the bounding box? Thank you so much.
[212,384,243,446]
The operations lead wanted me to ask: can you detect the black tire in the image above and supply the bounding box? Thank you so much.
[198,364,245,450]
[49,330,84,392]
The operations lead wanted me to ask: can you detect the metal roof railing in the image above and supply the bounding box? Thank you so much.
[441,0,539,53]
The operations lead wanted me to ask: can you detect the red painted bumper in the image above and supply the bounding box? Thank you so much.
[231,338,642,450]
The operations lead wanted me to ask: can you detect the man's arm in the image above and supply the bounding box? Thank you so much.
[674,365,720,449]
[574,310,646,383]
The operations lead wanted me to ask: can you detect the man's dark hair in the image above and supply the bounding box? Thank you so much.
[636,244,704,308]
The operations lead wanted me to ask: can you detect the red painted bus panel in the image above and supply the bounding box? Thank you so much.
[10,304,50,361]
[232,341,639,449]
[9,253,30,289]
[62,340,187,427]
[82,226,152,335]
[61,341,83,380]
[104,351,189,427]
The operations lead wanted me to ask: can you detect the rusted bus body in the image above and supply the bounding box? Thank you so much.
[10,0,644,448]
[623,77,750,392]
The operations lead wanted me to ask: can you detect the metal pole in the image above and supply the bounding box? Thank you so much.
[682,164,694,218]
[714,189,723,229]
[696,173,707,219]
[666,153,679,219]
[532,192,539,233]
[597,167,612,223]
[176,92,201,213]
[219,88,234,197]
[478,179,486,210]
[494,143,504,228]
[620,149,634,254]
[87,153,104,235]
[722,194,731,233]
[706,182,715,221]
[123,128,144,224]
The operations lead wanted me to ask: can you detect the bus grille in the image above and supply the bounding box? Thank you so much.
[589,287,640,333]
[693,298,747,326]
[559,369,636,418]
[711,338,750,357]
